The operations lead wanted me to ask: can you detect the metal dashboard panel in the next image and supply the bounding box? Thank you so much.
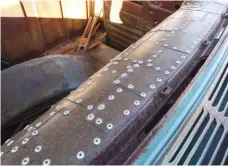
[1,1,228,165]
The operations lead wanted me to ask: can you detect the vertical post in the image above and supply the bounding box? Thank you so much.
[59,0,68,37]
[20,0,46,51]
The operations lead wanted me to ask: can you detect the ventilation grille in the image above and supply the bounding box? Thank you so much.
[166,61,228,165]
[209,63,228,115]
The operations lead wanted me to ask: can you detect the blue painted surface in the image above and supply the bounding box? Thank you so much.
[134,37,228,165]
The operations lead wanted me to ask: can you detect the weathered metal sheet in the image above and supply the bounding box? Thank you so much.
[1,1,228,165]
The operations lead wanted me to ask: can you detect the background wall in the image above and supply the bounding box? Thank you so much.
[1,0,88,63]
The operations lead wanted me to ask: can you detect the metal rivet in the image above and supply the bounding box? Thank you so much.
[128,84,134,89]
[86,113,95,121]
[43,159,51,166]
[77,151,85,159]
[96,118,103,125]
[113,61,118,64]
[155,67,160,70]
[76,99,82,103]
[78,88,84,92]
[22,138,29,145]
[55,105,61,110]
[150,84,155,89]
[32,130,39,136]
[112,70,116,73]
[141,92,147,98]
[157,78,162,82]
[121,73,128,77]
[24,125,30,130]
[96,73,102,77]
[128,68,133,72]
[49,112,55,116]
[172,46,178,50]
[93,138,101,145]
[108,95,115,100]
[138,60,143,64]
[147,59,152,62]
[35,145,42,153]
[158,50,163,53]
[124,58,128,61]
[98,104,105,110]
[11,146,19,153]
[87,105,93,110]
[27,126,33,131]
[164,44,168,47]
[107,123,113,129]
[5,139,11,144]
[63,110,70,116]
[181,55,186,59]
[7,140,14,146]
[134,100,140,106]
[117,57,122,60]
[165,71,170,75]
[123,110,130,115]
[113,80,120,84]
[87,81,93,85]
[117,88,123,93]
[176,60,180,64]
[21,157,30,165]
[171,66,176,70]
[67,95,74,100]
[152,54,157,57]
[127,65,132,69]
[133,59,137,63]
[147,63,152,66]
[186,50,190,53]
[133,64,139,68]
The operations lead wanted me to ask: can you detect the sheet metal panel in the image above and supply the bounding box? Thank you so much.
[1,1,228,165]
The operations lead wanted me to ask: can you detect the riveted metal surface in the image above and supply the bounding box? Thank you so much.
[132,25,228,165]
[181,1,226,14]
[67,61,134,108]
[31,99,78,130]
[169,9,206,20]
[2,1,228,165]
[85,88,142,134]
[116,64,166,97]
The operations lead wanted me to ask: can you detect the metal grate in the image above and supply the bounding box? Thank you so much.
[166,59,228,165]
[209,63,228,114]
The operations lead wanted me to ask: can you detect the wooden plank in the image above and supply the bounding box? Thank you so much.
[1,0,43,62]
[34,0,65,45]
